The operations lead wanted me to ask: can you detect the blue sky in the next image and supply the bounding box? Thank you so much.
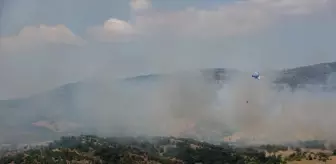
[0,0,335,98]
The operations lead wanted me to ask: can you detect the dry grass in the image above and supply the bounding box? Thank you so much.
[273,149,336,164]
[288,157,336,164]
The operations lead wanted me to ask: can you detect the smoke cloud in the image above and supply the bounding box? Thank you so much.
[55,70,336,146]
[0,0,335,147]
[217,72,336,144]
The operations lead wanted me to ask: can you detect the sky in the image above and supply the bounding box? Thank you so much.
[0,0,335,99]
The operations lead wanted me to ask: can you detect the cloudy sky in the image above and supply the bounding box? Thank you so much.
[0,0,335,99]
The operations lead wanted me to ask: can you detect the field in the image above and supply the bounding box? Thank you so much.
[274,149,336,164]
[288,157,336,164]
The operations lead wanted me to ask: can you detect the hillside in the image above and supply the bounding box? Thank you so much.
[274,61,336,88]
[0,61,336,143]
[2,135,336,164]
[0,135,284,164]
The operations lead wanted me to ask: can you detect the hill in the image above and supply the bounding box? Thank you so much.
[0,135,285,164]
[0,61,336,143]
[274,61,336,88]
[3,135,336,164]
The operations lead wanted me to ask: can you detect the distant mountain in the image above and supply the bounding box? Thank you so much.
[122,61,336,87]
[0,61,336,143]
[274,61,336,88]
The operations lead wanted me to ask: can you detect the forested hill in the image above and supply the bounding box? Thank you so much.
[0,135,284,164]
[2,135,336,164]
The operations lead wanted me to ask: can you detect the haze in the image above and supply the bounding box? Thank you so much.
[0,0,336,145]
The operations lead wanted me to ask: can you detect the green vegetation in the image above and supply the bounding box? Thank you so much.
[2,135,336,164]
[0,135,285,164]
[285,150,331,162]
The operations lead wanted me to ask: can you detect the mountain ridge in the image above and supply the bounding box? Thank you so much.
[1,61,336,144]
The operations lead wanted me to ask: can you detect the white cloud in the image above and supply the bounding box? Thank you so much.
[87,18,137,42]
[0,24,86,53]
[89,0,332,41]
[130,0,152,11]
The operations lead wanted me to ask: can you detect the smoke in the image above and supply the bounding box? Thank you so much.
[75,69,336,145]
[0,0,336,147]
[72,71,221,137]
[63,69,336,146]
[2,63,336,146]
[214,72,336,145]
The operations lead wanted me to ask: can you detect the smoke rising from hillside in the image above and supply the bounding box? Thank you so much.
[69,70,336,146]
[219,73,336,144]
[0,0,336,146]
[1,62,336,145]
